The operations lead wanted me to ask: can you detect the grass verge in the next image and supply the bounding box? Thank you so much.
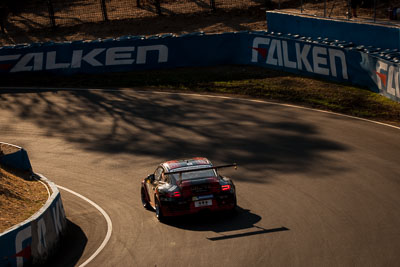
[0,166,49,233]
[2,65,400,126]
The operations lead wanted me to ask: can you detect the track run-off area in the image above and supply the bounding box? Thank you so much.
[1,88,400,266]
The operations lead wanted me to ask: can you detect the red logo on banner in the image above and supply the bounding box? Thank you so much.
[251,47,268,59]
[12,245,31,260]
[375,71,387,87]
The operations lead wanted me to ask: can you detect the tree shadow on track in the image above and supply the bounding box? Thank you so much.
[35,219,87,267]
[0,86,349,183]
[164,206,289,241]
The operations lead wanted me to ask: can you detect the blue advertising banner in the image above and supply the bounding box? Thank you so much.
[0,192,66,267]
[0,224,32,267]
[241,32,399,102]
[240,33,351,82]
[356,51,400,102]
[0,31,399,102]
[0,33,240,75]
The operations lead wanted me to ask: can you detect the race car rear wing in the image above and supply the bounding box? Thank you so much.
[164,163,237,176]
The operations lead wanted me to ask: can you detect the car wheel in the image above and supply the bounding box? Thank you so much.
[229,196,238,215]
[141,188,151,210]
[155,199,164,222]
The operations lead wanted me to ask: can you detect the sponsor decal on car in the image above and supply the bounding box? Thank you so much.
[192,194,213,201]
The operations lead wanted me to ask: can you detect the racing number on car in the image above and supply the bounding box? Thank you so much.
[194,199,212,207]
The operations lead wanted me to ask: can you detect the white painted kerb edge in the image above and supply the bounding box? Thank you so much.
[57,185,113,267]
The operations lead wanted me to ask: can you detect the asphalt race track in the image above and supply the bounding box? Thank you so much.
[1,89,400,266]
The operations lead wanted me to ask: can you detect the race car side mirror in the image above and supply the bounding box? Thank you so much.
[147,174,155,182]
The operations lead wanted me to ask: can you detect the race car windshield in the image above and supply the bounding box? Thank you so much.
[170,167,217,181]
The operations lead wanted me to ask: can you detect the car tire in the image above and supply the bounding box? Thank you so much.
[229,196,238,215]
[155,199,165,222]
[141,188,151,210]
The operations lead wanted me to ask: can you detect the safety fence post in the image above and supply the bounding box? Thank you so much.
[210,0,216,12]
[155,0,162,15]
[347,0,351,19]
[47,0,56,29]
[100,0,108,21]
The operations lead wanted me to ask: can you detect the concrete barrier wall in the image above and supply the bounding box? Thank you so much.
[0,143,32,172]
[0,144,67,267]
[0,33,239,75]
[266,11,400,50]
[244,32,400,102]
[0,29,399,103]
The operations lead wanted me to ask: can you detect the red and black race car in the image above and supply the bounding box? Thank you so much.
[140,157,237,221]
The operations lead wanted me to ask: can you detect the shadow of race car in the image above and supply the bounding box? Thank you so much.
[140,157,237,221]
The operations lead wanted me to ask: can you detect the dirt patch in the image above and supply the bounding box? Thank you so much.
[1,1,400,46]
[0,12,266,46]
[0,166,49,233]
[0,9,267,45]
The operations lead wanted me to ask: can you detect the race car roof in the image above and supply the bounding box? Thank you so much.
[163,157,212,171]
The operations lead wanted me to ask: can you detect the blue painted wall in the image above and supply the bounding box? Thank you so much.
[0,148,32,172]
[0,187,67,267]
[266,11,400,50]
[0,31,399,102]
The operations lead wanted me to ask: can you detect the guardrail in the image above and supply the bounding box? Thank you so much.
[0,142,67,267]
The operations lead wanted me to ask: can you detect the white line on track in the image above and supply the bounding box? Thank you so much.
[3,86,398,264]
[140,90,400,131]
[57,185,113,267]
[37,179,51,199]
